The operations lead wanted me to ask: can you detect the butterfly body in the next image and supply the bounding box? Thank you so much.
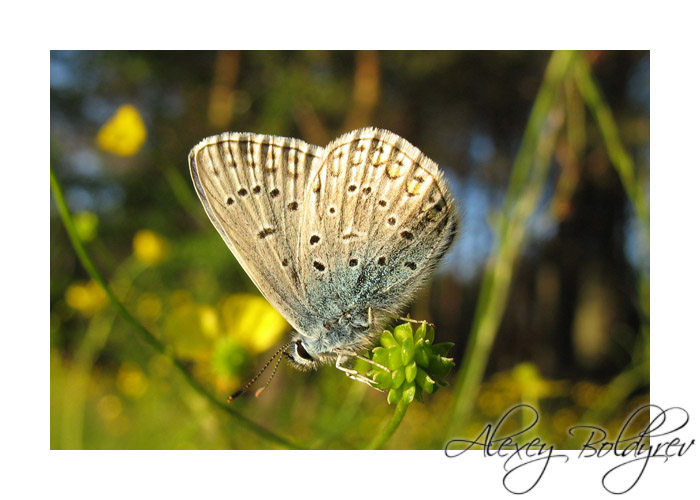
[189,128,458,373]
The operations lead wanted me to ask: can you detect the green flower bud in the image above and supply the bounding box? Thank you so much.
[391,366,406,389]
[401,336,415,365]
[428,354,454,379]
[415,366,436,394]
[414,340,430,368]
[425,325,435,344]
[355,357,370,373]
[405,361,418,383]
[387,387,402,405]
[380,330,398,348]
[402,381,416,404]
[393,323,413,343]
[364,321,454,406]
[414,321,427,341]
[372,346,390,368]
[373,369,392,390]
[387,345,403,370]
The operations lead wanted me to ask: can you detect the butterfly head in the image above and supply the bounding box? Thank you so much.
[286,334,327,370]
[287,317,375,370]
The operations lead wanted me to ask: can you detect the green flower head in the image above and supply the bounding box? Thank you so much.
[357,321,455,405]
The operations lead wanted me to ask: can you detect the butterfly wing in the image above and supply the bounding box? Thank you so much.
[189,132,323,331]
[298,128,458,319]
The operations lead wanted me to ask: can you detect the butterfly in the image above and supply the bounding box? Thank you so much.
[189,128,458,396]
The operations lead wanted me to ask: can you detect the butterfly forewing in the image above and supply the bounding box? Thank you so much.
[189,132,323,330]
[298,128,458,317]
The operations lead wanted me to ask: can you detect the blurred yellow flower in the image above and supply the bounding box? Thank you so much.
[133,229,169,265]
[512,362,566,401]
[219,294,288,354]
[198,305,220,339]
[116,361,148,399]
[96,104,147,156]
[65,280,107,316]
[164,302,220,360]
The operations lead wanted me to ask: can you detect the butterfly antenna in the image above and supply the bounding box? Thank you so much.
[227,341,293,403]
[254,352,285,398]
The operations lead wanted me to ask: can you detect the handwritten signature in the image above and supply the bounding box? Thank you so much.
[445,404,694,494]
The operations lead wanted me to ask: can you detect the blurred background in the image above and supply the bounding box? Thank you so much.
[50,50,649,449]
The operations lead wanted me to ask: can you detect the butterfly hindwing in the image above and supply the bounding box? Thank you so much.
[189,132,323,331]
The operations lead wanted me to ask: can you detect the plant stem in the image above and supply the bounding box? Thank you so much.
[61,259,143,449]
[446,50,573,438]
[367,399,410,449]
[572,52,649,241]
[50,167,301,450]
[564,53,650,447]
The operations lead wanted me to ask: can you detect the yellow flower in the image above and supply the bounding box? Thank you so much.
[65,280,107,316]
[164,302,219,360]
[198,306,220,339]
[219,294,288,354]
[96,104,147,156]
[116,361,148,399]
[511,362,566,401]
[133,229,169,265]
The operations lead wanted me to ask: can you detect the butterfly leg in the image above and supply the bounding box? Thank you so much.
[398,316,434,328]
[336,350,390,372]
[335,355,385,392]
[358,356,391,373]
[346,372,385,391]
[378,310,435,328]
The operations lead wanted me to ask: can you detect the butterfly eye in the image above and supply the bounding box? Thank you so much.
[296,341,313,361]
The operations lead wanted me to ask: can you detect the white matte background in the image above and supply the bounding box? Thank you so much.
[4,2,697,498]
